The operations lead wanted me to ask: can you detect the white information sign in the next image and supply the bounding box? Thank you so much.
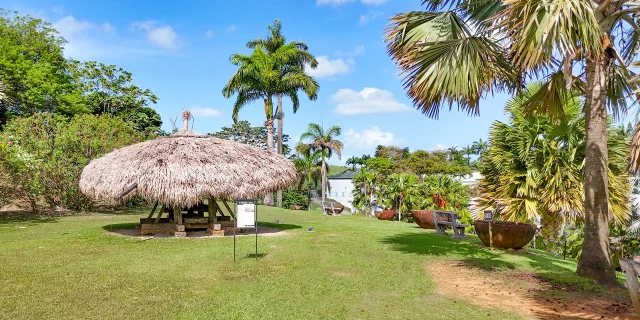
[236,200,256,228]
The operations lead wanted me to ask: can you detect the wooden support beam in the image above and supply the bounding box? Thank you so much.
[154,204,165,224]
[147,202,159,219]
[207,198,217,223]
[222,200,235,219]
[115,183,138,200]
[175,206,183,225]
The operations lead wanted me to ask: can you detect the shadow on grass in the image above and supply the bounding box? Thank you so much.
[258,221,302,231]
[246,253,267,259]
[381,232,518,269]
[102,223,138,231]
[93,206,151,216]
[0,211,59,225]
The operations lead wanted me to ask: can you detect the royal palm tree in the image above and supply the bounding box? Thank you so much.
[223,44,318,205]
[346,156,360,170]
[292,149,323,210]
[385,0,639,284]
[474,83,630,254]
[246,20,319,207]
[472,139,488,156]
[297,123,343,202]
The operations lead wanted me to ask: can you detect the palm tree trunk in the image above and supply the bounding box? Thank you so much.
[321,157,326,202]
[576,55,617,285]
[276,94,283,208]
[264,117,275,206]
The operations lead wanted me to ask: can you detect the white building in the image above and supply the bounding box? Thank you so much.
[456,171,482,186]
[327,169,358,211]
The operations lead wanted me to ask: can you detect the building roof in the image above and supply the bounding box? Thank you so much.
[328,169,359,180]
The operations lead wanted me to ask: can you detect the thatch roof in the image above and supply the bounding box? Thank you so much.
[79,111,296,207]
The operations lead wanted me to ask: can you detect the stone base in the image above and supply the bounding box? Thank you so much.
[174,231,187,237]
[208,229,225,237]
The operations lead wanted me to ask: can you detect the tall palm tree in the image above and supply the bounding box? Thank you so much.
[385,0,639,284]
[223,44,318,205]
[246,20,319,208]
[462,146,474,166]
[346,156,360,170]
[472,139,488,156]
[474,82,630,254]
[292,149,323,210]
[297,123,343,202]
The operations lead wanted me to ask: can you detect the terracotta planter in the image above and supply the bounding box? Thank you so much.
[411,210,451,229]
[375,210,396,220]
[290,205,305,210]
[474,220,536,249]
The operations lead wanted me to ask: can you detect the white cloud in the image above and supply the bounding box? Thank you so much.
[317,0,387,5]
[433,144,448,151]
[205,29,214,37]
[336,45,365,57]
[359,11,382,25]
[345,127,397,149]
[190,107,222,118]
[102,23,116,34]
[52,5,64,14]
[305,56,354,78]
[332,87,411,115]
[53,16,93,38]
[133,21,179,50]
[226,25,237,32]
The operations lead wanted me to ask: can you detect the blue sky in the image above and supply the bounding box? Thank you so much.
[8,0,514,165]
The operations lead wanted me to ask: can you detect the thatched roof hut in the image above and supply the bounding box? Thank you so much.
[79,111,296,208]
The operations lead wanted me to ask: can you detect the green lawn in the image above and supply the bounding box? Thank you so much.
[0,206,615,319]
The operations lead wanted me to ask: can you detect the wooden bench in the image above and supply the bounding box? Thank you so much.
[433,211,466,239]
[322,201,344,215]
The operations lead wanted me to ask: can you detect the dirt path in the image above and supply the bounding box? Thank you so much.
[426,260,637,319]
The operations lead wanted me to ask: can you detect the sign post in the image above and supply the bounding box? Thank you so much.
[484,210,493,249]
[234,199,257,261]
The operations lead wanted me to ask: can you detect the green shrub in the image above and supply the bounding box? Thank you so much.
[281,190,308,209]
[0,113,144,212]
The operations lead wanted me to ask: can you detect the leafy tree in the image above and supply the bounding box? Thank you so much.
[0,113,144,211]
[296,123,343,202]
[292,148,324,210]
[0,11,84,125]
[475,83,630,254]
[70,61,161,134]
[211,120,291,155]
[364,157,395,179]
[385,0,639,284]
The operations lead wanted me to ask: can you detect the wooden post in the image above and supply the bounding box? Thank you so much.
[174,206,186,237]
[489,221,493,250]
[154,204,165,224]
[147,202,159,218]
[208,198,217,223]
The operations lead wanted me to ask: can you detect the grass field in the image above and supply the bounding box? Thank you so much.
[0,206,622,319]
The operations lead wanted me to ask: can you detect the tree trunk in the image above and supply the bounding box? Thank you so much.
[276,94,283,208]
[264,118,275,206]
[576,56,617,285]
[321,158,326,202]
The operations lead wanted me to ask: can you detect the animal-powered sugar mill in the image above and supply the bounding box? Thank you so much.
[79,111,296,237]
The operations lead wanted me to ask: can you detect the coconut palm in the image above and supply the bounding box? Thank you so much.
[223,43,318,205]
[346,156,360,170]
[382,173,420,221]
[246,20,319,207]
[385,0,639,284]
[292,149,324,211]
[352,167,377,217]
[474,83,630,252]
[297,123,343,202]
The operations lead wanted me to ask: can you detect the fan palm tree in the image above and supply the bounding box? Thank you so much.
[385,0,639,284]
[474,82,630,254]
[382,173,420,221]
[223,44,318,205]
[246,20,319,207]
[297,123,343,202]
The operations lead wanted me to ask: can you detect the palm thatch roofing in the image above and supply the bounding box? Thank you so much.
[79,111,296,207]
